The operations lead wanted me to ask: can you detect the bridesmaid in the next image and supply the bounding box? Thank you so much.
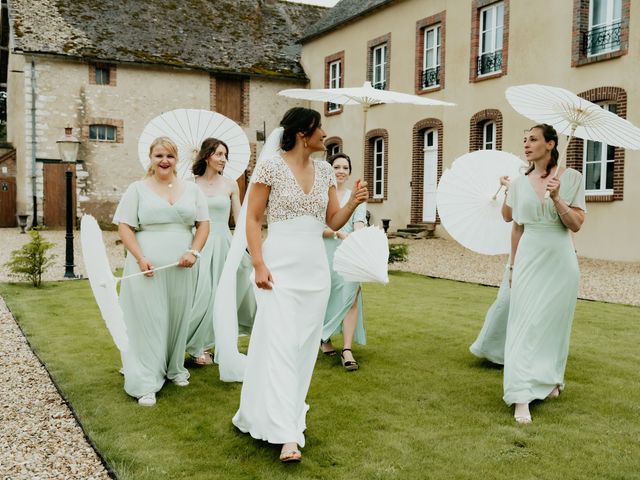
[502,124,586,423]
[469,175,512,365]
[232,107,368,462]
[320,153,367,370]
[113,137,209,406]
[186,138,256,365]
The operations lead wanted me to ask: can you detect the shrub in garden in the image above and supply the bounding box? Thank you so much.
[389,243,408,264]
[5,228,56,287]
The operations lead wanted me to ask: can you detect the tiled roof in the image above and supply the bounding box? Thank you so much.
[301,0,397,42]
[8,0,327,79]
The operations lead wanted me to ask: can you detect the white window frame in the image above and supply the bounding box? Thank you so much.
[422,129,438,222]
[588,0,622,56]
[482,121,496,150]
[422,24,441,88]
[327,60,341,113]
[373,137,384,199]
[327,143,340,157]
[372,44,387,90]
[478,2,504,76]
[583,103,616,194]
[89,124,117,142]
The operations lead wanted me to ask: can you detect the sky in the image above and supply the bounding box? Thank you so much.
[286,0,340,6]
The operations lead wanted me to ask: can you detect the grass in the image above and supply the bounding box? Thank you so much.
[1,272,639,480]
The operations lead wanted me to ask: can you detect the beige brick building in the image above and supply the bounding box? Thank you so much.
[300,0,639,261]
[1,0,325,227]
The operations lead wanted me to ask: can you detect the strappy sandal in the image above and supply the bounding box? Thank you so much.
[546,385,561,399]
[514,414,532,424]
[279,449,302,462]
[193,352,213,366]
[341,348,359,371]
[320,340,336,357]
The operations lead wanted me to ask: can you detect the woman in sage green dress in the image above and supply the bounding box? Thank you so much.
[114,137,210,407]
[320,153,367,371]
[186,138,256,365]
[502,124,586,424]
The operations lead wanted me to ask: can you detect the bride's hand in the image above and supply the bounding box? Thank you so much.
[254,263,273,290]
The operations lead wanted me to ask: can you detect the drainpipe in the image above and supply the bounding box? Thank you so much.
[30,57,37,226]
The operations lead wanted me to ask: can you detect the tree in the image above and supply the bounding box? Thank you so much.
[5,228,56,287]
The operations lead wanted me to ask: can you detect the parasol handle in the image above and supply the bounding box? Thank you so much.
[491,184,504,201]
[117,261,180,283]
[544,124,578,199]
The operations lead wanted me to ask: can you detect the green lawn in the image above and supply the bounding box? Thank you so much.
[1,272,639,480]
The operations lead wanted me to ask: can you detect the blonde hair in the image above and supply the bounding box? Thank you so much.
[146,137,179,177]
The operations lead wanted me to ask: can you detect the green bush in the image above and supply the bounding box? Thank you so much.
[5,228,56,287]
[389,243,408,264]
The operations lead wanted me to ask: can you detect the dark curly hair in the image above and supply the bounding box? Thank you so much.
[192,137,229,177]
[327,152,352,174]
[525,124,559,178]
[279,107,322,151]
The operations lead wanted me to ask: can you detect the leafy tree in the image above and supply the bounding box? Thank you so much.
[5,228,56,287]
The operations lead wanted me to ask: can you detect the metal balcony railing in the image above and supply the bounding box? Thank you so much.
[372,81,386,90]
[421,66,440,88]
[583,21,621,56]
[477,50,502,76]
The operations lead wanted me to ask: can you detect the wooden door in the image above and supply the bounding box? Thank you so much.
[43,163,76,228]
[0,176,16,227]
[216,77,244,123]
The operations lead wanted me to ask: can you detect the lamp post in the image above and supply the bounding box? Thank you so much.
[56,127,80,278]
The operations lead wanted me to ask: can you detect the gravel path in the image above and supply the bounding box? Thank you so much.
[0,297,111,479]
[0,228,637,478]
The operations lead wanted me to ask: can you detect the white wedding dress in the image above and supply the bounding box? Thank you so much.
[232,154,336,447]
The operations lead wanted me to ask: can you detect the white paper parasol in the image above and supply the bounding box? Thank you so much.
[436,150,526,255]
[138,109,251,180]
[506,84,640,150]
[333,225,389,284]
[80,215,129,352]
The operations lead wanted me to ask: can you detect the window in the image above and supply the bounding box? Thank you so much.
[327,60,341,113]
[95,66,110,85]
[586,0,622,56]
[478,2,504,76]
[411,119,443,223]
[326,143,341,157]
[372,44,387,90]
[422,25,441,88]
[483,121,496,149]
[89,125,117,142]
[373,137,384,198]
[584,103,616,193]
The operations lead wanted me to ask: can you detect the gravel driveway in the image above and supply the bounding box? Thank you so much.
[0,228,638,479]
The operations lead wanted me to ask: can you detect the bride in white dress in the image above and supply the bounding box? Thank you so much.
[231,107,368,462]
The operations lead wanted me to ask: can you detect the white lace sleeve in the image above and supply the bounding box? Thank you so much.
[251,157,276,186]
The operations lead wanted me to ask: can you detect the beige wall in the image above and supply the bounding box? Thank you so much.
[9,55,308,224]
[301,0,640,261]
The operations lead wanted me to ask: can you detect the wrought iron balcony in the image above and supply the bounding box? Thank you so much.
[421,66,440,89]
[477,50,502,76]
[372,81,386,90]
[583,21,621,56]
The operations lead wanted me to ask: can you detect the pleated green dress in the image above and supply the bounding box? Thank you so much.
[186,194,256,358]
[321,189,367,345]
[503,168,586,405]
[469,259,511,365]
[113,181,209,399]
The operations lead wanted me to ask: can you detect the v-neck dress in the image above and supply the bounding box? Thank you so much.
[503,168,586,405]
[186,193,256,358]
[232,155,336,448]
[113,180,209,399]
[322,188,367,345]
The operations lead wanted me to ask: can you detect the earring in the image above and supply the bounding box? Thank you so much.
[304,139,308,148]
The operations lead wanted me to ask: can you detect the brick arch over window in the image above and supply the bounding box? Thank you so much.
[411,119,443,224]
[364,128,389,202]
[566,86,627,201]
[324,136,343,155]
[469,109,502,151]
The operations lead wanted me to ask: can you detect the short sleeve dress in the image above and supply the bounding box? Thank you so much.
[113,180,208,399]
[503,168,586,405]
[322,189,367,345]
[232,156,336,448]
